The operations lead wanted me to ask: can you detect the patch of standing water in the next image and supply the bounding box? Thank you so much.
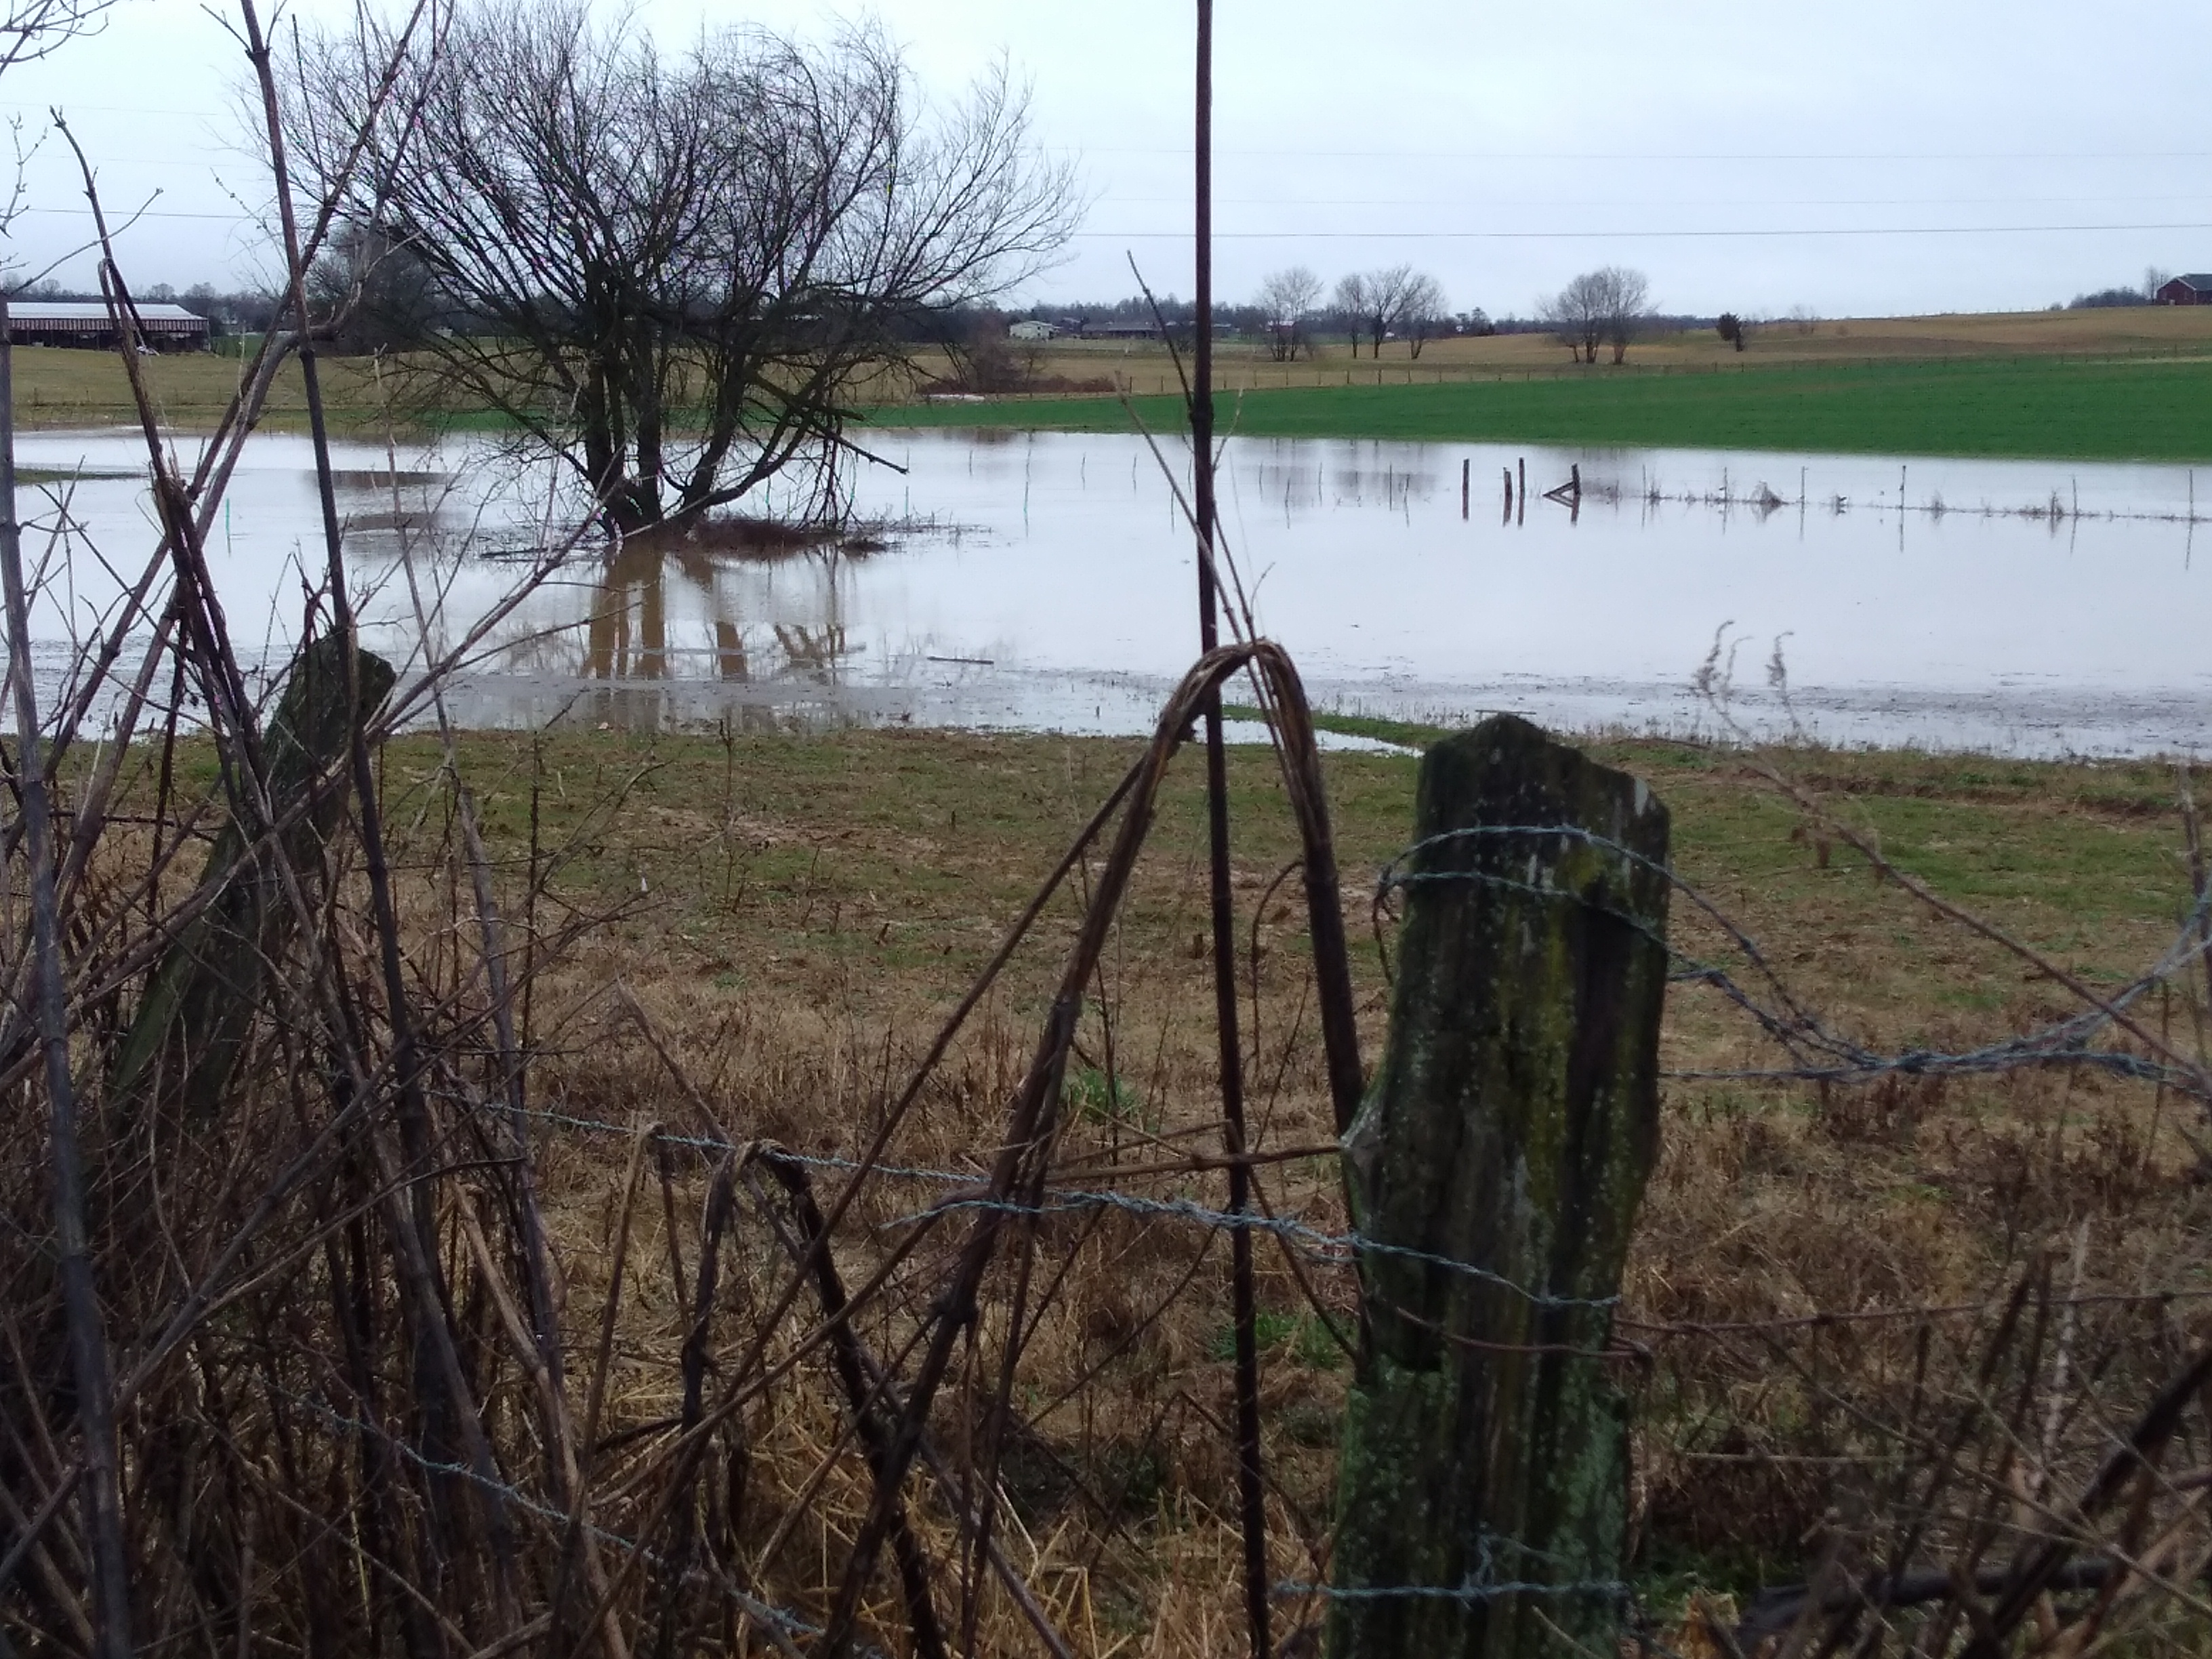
[12,426,2211,758]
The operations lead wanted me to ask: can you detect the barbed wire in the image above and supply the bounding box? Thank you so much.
[363,803,2212,1651]
[1379,821,2212,1094]
[502,1102,2212,1337]
[276,1385,1650,1633]
[1279,1529,1631,1605]
[1278,1578,1629,1603]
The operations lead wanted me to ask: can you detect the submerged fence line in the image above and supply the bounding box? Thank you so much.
[1523,469,2212,529]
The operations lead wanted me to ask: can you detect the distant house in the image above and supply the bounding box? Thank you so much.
[2155,274,2212,306]
[1006,319,1057,342]
[7,301,211,351]
[1080,321,1162,340]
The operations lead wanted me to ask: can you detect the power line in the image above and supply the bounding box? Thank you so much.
[1073,221,2212,241]
[1105,193,2212,210]
[13,205,251,222]
[1052,145,2212,163]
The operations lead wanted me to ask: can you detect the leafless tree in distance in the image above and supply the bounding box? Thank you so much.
[1599,265,1652,363]
[304,222,444,354]
[291,0,1078,532]
[1332,264,1432,358]
[1399,270,1446,359]
[1331,271,1371,355]
[1540,270,1607,363]
[1255,264,1322,361]
[1542,266,1651,364]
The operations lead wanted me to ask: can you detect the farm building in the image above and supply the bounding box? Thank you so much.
[2154,274,2212,306]
[1006,319,1057,341]
[5,301,211,351]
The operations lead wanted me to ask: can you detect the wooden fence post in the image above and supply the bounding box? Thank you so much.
[109,633,396,1126]
[1327,714,1670,1659]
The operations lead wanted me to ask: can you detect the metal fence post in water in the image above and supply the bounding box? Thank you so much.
[1328,714,1670,1659]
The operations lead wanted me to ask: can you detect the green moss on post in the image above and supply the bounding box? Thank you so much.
[1327,714,1669,1659]
[109,634,394,1126]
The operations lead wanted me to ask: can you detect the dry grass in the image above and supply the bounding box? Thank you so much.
[6,344,373,429]
[354,726,2212,1643]
[12,705,2211,1654]
[924,307,2212,401]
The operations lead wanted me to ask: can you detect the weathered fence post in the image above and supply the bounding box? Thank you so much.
[1328,714,1669,1659]
[109,633,396,1125]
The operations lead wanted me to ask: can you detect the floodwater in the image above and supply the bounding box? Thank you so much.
[14,426,2212,756]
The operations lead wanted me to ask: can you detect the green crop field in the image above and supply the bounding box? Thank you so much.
[868,354,2212,462]
[20,333,2209,463]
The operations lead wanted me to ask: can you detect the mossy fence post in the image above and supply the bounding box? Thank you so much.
[109,633,395,1125]
[1328,714,1670,1659]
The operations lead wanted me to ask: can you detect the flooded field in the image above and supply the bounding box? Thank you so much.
[15,426,2211,756]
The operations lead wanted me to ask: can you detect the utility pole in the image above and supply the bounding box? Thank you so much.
[1191,5,1269,1656]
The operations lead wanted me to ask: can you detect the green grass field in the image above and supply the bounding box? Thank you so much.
[869,354,2212,462]
[22,335,2209,462]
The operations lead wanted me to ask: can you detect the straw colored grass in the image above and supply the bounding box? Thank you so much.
[302,724,2208,1643]
[32,714,2205,1651]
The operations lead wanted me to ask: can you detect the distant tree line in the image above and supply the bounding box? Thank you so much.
[35,266,1745,371]
[988,272,1474,360]
[977,281,1767,362]
[2064,268,2173,309]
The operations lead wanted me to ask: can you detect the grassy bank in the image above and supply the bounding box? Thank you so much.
[871,352,2212,462]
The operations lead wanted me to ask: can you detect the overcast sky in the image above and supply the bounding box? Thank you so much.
[2,0,2206,320]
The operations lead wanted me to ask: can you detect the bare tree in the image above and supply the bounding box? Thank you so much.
[1255,264,1321,361]
[1332,264,1432,358]
[0,0,111,251]
[291,0,1078,531]
[1399,270,1446,359]
[1331,271,1372,355]
[1599,265,1652,363]
[1542,266,1651,364]
[1540,270,1607,363]
[305,222,444,354]
[0,0,109,77]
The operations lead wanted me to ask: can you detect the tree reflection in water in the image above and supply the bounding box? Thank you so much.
[567,527,858,727]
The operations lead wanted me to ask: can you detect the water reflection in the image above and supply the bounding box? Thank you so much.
[575,535,856,687]
[13,426,2212,755]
